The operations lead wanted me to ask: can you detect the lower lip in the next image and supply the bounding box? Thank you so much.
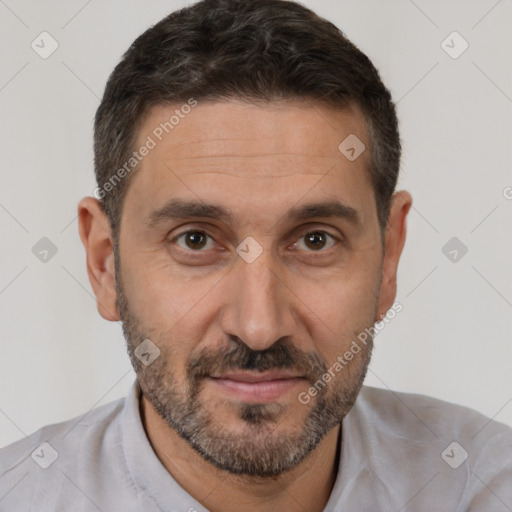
[209,377,304,403]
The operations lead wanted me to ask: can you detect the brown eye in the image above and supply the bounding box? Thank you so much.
[175,231,214,251]
[296,231,336,251]
[305,232,326,250]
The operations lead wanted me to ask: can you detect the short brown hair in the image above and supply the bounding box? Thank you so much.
[94,0,401,237]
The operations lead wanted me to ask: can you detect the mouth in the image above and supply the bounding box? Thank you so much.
[208,371,306,403]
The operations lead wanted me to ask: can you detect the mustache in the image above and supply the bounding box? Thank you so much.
[187,338,328,386]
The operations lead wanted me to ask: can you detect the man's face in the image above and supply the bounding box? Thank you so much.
[115,99,384,476]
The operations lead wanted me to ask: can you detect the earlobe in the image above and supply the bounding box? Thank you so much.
[376,190,413,320]
[78,197,121,322]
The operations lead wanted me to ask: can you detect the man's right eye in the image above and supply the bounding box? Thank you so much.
[173,230,216,251]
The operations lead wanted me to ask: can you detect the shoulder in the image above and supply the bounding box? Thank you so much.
[353,385,512,444]
[0,396,126,473]
[0,396,126,510]
[341,386,512,510]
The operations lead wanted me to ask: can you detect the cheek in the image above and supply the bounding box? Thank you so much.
[294,264,380,363]
[121,262,175,329]
[119,252,221,360]
[120,250,193,324]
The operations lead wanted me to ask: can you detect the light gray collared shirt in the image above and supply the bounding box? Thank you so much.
[1,379,511,511]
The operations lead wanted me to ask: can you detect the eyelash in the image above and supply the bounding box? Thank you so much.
[171,229,339,254]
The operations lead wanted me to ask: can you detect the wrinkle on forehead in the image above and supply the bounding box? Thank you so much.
[155,142,355,179]
[131,99,373,191]
[159,162,351,182]
[136,100,369,155]
[167,152,341,161]
[162,171,332,179]
[159,138,349,161]
[160,154,345,177]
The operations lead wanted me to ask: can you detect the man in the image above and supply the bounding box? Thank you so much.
[1,0,511,510]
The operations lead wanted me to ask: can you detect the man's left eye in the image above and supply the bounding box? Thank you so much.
[294,231,337,251]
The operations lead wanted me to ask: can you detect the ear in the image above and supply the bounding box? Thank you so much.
[376,190,412,320]
[78,197,120,321]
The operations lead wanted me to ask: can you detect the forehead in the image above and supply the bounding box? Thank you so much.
[136,99,370,170]
[123,99,375,228]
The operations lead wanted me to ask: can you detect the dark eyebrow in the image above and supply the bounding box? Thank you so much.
[283,200,360,226]
[146,199,360,228]
[146,199,232,227]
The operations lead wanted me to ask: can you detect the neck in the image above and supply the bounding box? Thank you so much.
[140,395,341,512]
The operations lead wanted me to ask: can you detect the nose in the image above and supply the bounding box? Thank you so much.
[220,248,296,351]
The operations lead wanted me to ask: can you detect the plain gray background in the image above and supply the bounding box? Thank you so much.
[1,0,511,448]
